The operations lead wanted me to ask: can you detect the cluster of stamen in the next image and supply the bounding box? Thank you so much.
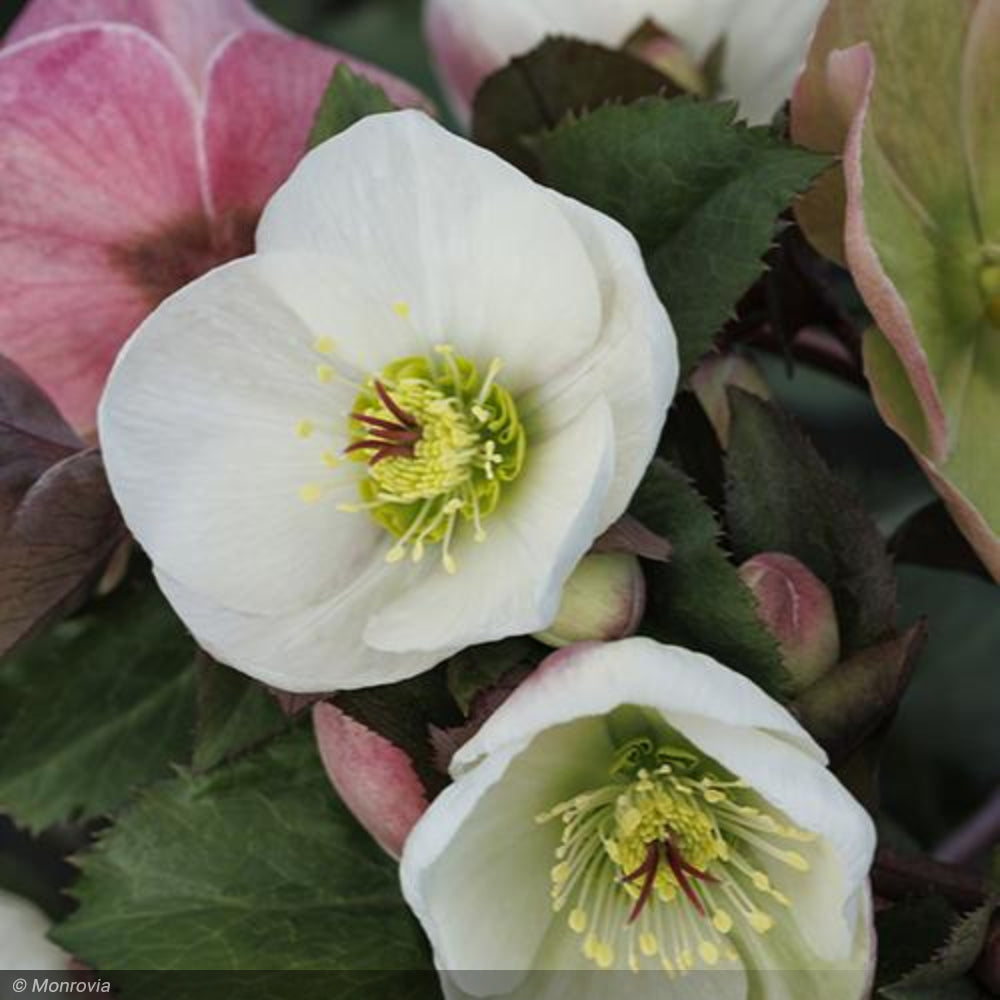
[294,307,525,574]
[536,737,815,974]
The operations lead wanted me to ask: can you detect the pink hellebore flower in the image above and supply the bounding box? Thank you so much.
[0,0,423,434]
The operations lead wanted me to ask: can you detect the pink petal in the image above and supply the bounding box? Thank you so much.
[6,0,271,87]
[0,26,206,433]
[424,0,497,127]
[313,702,428,860]
[204,30,427,218]
[837,43,949,463]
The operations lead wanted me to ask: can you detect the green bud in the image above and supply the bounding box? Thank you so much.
[535,553,645,649]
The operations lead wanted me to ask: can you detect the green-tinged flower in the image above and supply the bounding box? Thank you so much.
[792,0,1000,580]
[401,639,876,999]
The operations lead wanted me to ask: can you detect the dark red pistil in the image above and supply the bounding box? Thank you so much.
[620,839,719,924]
[346,382,421,466]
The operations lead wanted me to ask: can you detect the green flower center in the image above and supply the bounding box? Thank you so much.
[344,347,526,573]
[536,737,815,974]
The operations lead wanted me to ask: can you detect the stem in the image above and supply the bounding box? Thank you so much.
[934,788,1000,866]
[873,848,987,911]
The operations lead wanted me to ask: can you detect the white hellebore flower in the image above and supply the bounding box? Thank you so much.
[0,889,69,970]
[425,0,826,126]
[401,639,876,999]
[99,111,677,693]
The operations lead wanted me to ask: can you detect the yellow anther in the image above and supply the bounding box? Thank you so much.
[568,909,588,934]
[299,484,323,504]
[698,941,720,966]
[639,933,658,957]
[316,364,335,384]
[713,910,734,934]
[752,872,772,891]
[748,911,775,934]
[443,553,458,575]
[595,943,615,969]
[314,336,335,355]
[782,851,810,872]
[296,420,315,439]
[680,949,694,970]
[392,302,411,319]
[551,863,572,885]
[322,451,341,469]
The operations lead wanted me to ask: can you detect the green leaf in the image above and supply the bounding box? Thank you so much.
[533,98,831,372]
[445,637,545,716]
[792,623,926,765]
[882,567,1000,845]
[725,390,897,654]
[54,727,431,974]
[472,37,677,175]
[0,570,198,831]
[308,64,396,150]
[629,459,790,697]
[193,659,290,772]
[876,895,960,991]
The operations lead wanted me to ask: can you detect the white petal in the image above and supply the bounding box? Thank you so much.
[155,560,452,694]
[257,110,605,395]
[451,639,824,776]
[99,255,394,617]
[670,715,875,961]
[0,890,68,971]
[523,195,677,525]
[722,0,825,124]
[365,398,615,652]
[736,885,874,997]
[401,716,614,991]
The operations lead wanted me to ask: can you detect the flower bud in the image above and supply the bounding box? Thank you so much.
[738,552,840,692]
[624,20,709,97]
[313,703,428,859]
[690,351,771,445]
[534,553,645,649]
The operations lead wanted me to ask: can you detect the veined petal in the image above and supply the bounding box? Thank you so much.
[524,195,677,524]
[364,398,615,653]
[204,30,426,219]
[99,256,392,617]
[155,563,449,693]
[6,0,272,87]
[0,25,205,432]
[402,716,615,991]
[451,639,824,777]
[258,110,605,394]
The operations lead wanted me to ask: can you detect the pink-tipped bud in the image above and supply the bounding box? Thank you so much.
[313,703,428,859]
[624,20,709,96]
[690,352,771,445]
[534,553,646,649]
[738,552,840,692]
